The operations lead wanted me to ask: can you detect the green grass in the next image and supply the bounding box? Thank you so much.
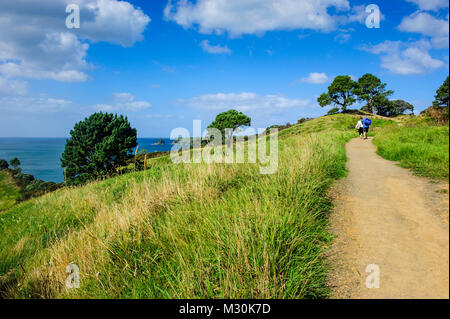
[280,113,395,137]
[0,171,20,211]
[0,114,408,299]
[373,120,449,180]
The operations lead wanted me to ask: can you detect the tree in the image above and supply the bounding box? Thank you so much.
[355,73,393,114]
[375,100,414,117]
[9,157,20,169]
[433,76,449,107]
[207,110,251,146]
[318,75,358,112]
[0,159,8,170]
[390,100,414,116]
[61,112,137,185]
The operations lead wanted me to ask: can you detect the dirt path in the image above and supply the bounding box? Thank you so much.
[327,137,449,299]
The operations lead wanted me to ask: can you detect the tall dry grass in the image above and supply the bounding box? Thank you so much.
[1,115,364,298]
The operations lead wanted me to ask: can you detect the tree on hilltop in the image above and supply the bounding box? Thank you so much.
[61,112,137,185]
[355,73,393,114]
[374,99,414,117]
[433,76,449,108]
[318,75,358,112]
[207,110,251,147]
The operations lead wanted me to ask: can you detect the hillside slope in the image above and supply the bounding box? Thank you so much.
[0,171,20,212]
[2,113,444,299]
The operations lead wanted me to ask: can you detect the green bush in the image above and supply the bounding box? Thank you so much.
[0,159,8,170]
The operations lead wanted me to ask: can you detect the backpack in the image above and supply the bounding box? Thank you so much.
[364,118,372,126]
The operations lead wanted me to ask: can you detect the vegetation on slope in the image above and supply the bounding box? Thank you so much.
[0,171,20,211]
[1,113,445,299]
[1,114,376,299]
[373,115,449,180]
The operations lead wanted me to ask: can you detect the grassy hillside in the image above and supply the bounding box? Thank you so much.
[0,114,365,299]
[1,113,445,299]
[373,116,449,180]
[0,171,20,211]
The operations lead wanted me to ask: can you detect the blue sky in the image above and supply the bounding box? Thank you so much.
[0,0,448,137]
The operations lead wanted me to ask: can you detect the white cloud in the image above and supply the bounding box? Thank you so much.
[299,72,330,84]
[94,93,151,112]
[200,40,232,54]
[345,5,366,24]
[113,92,135,102]
[362,40,445,75]
[0,0,150,82]
[164,0,350,36]
[406,0,449,11]
[0,95,72,113]
[0,32,90,82]
[78,0,151,47]
[398,12,449,48]
[334,33,352,43]
[0,77,28,96]
[345,4,385,24]
[182,92,309,115]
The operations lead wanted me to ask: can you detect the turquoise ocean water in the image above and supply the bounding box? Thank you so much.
[0,138,174,183]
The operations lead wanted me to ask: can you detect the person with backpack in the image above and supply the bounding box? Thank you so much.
[355,117,364,139]
[363,117,372,140]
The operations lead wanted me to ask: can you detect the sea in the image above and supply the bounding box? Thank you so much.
[0,138,174,183]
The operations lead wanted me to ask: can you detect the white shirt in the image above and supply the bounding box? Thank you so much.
[355,120,363,129]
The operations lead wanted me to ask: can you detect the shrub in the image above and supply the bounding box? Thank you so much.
[297,118,312,124]
[0,159,8,170]
[421,106,449,125]
[14,172,35,187]
[9,158,20,169]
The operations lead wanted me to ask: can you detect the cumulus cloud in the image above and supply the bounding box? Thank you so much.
[398,12,449,48]
[77,0,151,47]
[200,40,232,54]
[94,93,151,112]
[182,92,309,114]
[164,0,351,36]
[0,32,90,82]
[406,0,449,11]
[361,40,445,75]
[299,72,330,84]
[0,0,150,83]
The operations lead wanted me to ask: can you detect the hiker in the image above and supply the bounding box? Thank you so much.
[362,117,372,140]
[355,117,364,139]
